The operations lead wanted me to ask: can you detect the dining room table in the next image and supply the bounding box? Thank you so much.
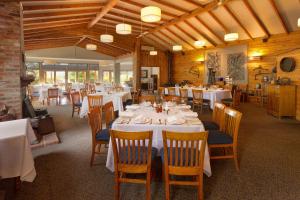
[106,102,212,177]
[0,119,37,182]
[79,91,132,118]
[165,86,232,109]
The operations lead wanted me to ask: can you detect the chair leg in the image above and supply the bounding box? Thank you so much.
[146,171,151,200]
[164,171,170,200]
[233,147,240,172]
[72,106,74,118]
[90,144,95,167]
[197,175,203,200]
[114,176,120,200]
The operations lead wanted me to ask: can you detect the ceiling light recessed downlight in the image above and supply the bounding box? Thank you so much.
[116,23,132,35]
[141,6,161,23]
[86,44,97,51]
[224,33,239,42]
[172,45,182,51]
[149,50,157,55]
[100,34,113,43]
[194,40,206,47]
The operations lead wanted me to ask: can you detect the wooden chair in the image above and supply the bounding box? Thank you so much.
[158,87,165,96]
[70,91,81,117]
[221,89,241,108]
[104,101,115,129]
[202,103,226,131]
[238,84,248,103]
[47,88,59,105]
[87,106,110,166]
[110,130,156,200]
[163,95,181,103]
[132,89,141,104]
[80,88,88,101]
[179,88,188,103]
[208,107,242,171]
[167,87,176,96]
[87,94,103,112]
[192,89,210,113]
[161,130,208,200]
[89,84,96,94]
[139,95,156,104]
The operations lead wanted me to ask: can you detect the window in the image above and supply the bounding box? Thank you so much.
[89,70,98,83]
[120,71,133,84]
[68,71,76,83]
[56,71,65,85]
[103,71,113,83]
[45,71,54,84]
[77,71,86,83]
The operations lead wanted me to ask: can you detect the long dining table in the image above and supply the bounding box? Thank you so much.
[79,91,132,118]
[106,103,212,177]
[165,87,232,109]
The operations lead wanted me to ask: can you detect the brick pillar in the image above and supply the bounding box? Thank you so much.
[0,2,22,118]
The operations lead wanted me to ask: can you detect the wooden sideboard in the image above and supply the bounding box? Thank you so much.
[267,85,296,118]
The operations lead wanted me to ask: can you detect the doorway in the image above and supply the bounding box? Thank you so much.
[140,67,159,93]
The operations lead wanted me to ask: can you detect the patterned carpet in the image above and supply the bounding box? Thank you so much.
[14,103,300,200]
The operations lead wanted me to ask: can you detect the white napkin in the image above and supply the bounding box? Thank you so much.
[141,101,152,107]
[119,111,134,118]
[133,115,149,124]
[167,116,185,125]
[126,104,140,110]
[177,104,191,109]
[182,112,198,118]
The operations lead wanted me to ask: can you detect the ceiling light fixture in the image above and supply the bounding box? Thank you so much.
[149,50,157,55]
[141,6,161,23]
[172,45,182,51]
[86,44,97,51]
[100,34,113,43]
[298,18,300,27]
[194,40,206,47]
[224,33,239,41]
[116,23,132,35]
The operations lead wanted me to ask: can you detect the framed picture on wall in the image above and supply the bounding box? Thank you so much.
[141,70,148,78]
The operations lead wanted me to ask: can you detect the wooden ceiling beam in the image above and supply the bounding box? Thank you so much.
[173,24,199,45]
[23,15,94,24]
[80,38,123,57]
[103,15,155,28]
[74,36,88,46]
[24,18,91,27]
[94,24,140,34]
[25,36,82,42]
[165,27,195,49]
[145,35,170,50]
[87,0,119,29]
[268,0,288,34]
[86,36,131,53]
[23,6,101,14]
[22,3,103,11]
[158,30,178,45]
[23,9,98,19]
[141,0,233,36]
[195,16,225,44]
[242,0,270,38]
[184,20,217,47]
[223,4,254,40]
[207,11,228,33]
[149,0,189,13]
[142,36,167,51]
[120,0,178,18]
[181,0,203,7]
[152,32,173,47]
[23,22,88,31]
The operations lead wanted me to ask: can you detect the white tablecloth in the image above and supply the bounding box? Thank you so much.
[72,83,85,91]
[80,91,132,118]
[0,119,37,182]
[165,87,232,109]
[106,107,212,177]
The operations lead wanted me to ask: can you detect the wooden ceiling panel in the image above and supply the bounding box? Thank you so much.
[227,1,265,38]
[198,12,226,41]
[211,6,249,40]
[160,29,192,50]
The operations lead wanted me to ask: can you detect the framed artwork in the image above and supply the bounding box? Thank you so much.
[141,70,148,78]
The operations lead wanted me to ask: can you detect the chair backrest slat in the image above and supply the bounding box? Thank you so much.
[104,101,115,128]
[192,89,203,102]
[88,95,103,112]
[168,87,176,96]
[212,103,226,129]
[221,108,242,144]
[87,107,102,142]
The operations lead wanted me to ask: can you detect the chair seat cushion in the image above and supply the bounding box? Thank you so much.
[208,130,233,145]
[222,98,233,103]
[119,147,158,163]
[74,102,82,107]
[202,121,219,131]
[95,128,110,141]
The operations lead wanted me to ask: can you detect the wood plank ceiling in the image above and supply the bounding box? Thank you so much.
[21,0,300,57]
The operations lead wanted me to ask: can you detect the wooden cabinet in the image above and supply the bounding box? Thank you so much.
[267,85,296,118]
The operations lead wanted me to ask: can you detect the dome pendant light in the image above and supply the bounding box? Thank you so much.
[298,18,300,27]
[149,50,157,55]
[100,23,114,43]
[116,23,131,34]
[141,6,161,23]
[86,44,97,51]
[224,33,239,41]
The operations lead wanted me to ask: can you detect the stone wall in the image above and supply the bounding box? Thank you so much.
[0,2,22,118]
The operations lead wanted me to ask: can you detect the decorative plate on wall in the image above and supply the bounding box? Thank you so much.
[280,57,296,72]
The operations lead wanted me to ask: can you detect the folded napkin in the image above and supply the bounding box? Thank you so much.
[119,111,134,118]
[133,115,150,124]
[141,101,152,107]
[182,112,198,118]
[177,104,191,109]
[167,116,185,125]
[165,101,176,107]
[126,104,140,110]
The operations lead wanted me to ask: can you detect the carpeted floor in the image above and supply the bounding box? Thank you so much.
[15,103,300,200]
